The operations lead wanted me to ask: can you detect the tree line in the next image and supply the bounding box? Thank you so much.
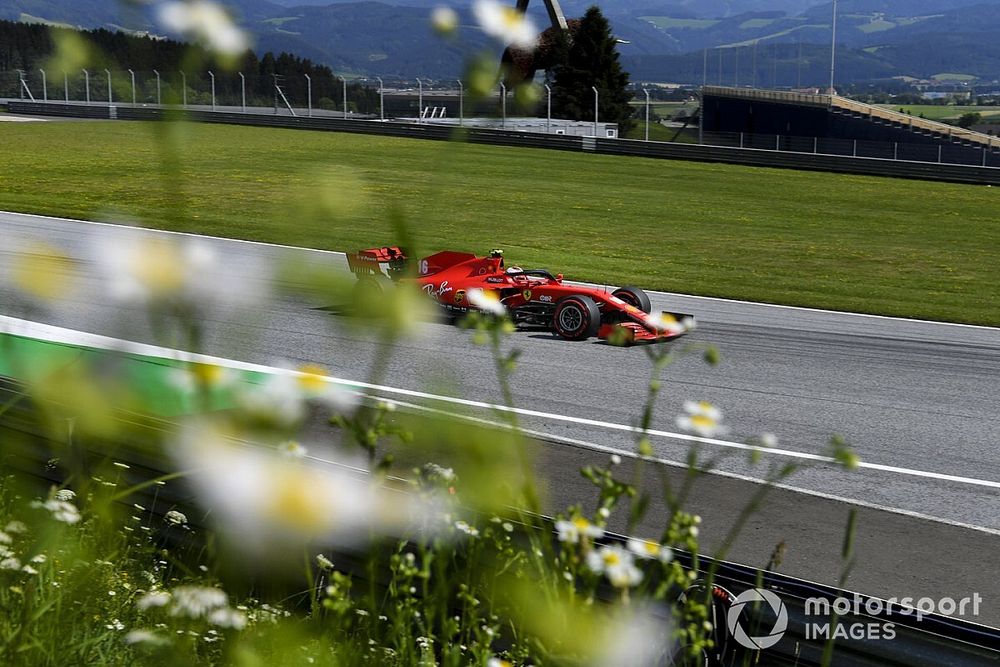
[0,19,378,112]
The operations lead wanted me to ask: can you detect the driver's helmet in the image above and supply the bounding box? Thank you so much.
[489,249,504,258]
[505,266,523,274]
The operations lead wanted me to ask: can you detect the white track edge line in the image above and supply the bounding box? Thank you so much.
[3,210,998,332]
[3,314,999,491]
[372,394,1000,537]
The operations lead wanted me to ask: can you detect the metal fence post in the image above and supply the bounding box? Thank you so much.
[592,86,599,136]
[104,69,112,105]
[814,136,818,153]
[376,76,384,120]
[938,145,942,163]
[83,69,90,103]
[416,77,423,123]
[894,142,898,160]
[128,69,135,105]
[305,74,312,117]
[853,139,857,157]
[340,75,347,119]
[238,72,245,112]
[500,82,506,129]
[983,148,988,167]
[775,134,780,151]
[180,71,186,108]
[153,69,161,105]
[63,71,68,102]
[643,88,650,141]
[457,79,463,126]
[740,132,744,148]
[208,71,215,110]
[545,84,551,133]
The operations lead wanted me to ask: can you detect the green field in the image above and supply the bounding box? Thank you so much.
[882,104,1000,122]
[641,16,718,29]
[1,120,998,325]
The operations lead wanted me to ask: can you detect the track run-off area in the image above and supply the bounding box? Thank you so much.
[2,210,999,625]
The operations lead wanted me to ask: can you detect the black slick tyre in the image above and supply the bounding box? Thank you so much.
[552,295,601,341]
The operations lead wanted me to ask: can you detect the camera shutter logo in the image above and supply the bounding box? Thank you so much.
[726,588,788,650]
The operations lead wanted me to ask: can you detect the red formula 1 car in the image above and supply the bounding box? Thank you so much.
[346,246,693,344]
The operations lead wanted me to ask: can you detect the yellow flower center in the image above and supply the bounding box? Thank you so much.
[643,542,660,555]
[690,414,716,430]
[602,552,621,566]
[131,241,185,295]
[266,469,328,533]
[12,244,74,300]
[190,363,225,386]
[297,364,328,394]
[572,517,591,531]
[500,7,523,28]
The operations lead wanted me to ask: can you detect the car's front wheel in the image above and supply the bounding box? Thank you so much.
[612,286,652,313]
[552,295,601,341]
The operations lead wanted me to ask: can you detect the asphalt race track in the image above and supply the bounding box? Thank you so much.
[2,211,999,627]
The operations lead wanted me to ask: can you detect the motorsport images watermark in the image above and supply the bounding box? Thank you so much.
[726,588,984,648]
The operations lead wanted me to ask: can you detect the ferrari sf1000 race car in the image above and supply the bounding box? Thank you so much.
[346,247,693,344]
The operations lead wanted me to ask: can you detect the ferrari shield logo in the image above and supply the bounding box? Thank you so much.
[522,289,532,301]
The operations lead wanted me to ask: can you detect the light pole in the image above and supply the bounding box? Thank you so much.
[376,76,384,120]
[829,0,838,94]
[104,68,112,105]
[643,88,650,141]
[153,69,161,105]
[592,86,599,136]
[456,79,463,126]
[39,68,47,102]
[180,71,187,108]
[305,74,312,117]
[82,69,90,103]
[544,83,551,133]
[63,71,68,102]
[238,72,245,112]
[416,77,423,123]
[127,68,135,105]
[339,75,347,119]
[499,82,506,129]
[208,70,215,110]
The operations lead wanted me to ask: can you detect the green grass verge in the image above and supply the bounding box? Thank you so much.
[1,121,999,325]
[880,104,1000,122]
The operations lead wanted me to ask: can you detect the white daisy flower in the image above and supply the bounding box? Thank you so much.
[93,231,265,309]
[626,538,673,563]
[555,516,604,544]
[124,629,168,646]
[164,510,188,527]
[315,553,334,570]
[3,521,27,534]
[0,558,22,570]
[55,489,75,502]
[0,532,11,545]
[207,607,247,630]
[473,0,537,48]
[760,432,778,448]
[157,0,249,56]
[30,554,47,564]
[31,498,81,524]
[454,520,479,537]
[586,545,643,588]
[137,590,171,610]
[675,401,727,438]
[21,564,39,575]
[174,421,435,553]
[467,288,507,316]
[170,586,228,618]
[643,312,695,335]
[431,6,459,35]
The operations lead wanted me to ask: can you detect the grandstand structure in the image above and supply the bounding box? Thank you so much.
[702,86,1000,164]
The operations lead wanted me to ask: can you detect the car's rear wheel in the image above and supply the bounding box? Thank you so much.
[612,286,652,313]
[552,295,601,341]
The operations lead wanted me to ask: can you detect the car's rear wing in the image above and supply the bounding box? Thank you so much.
[346,246,409,280]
